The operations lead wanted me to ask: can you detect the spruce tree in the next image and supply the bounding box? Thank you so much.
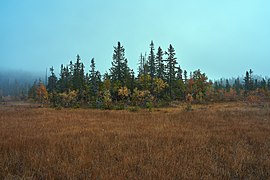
[145,41,155,93]
[67,61,74,90]
[165,44,178,99]
[138,53,144,77]
[73,54,85,91]
[130,69,135,94]
[123,58,131,87]
[249,69,254,90]
[244,71,250,91]
[143,52,148,77]
[183,70,188,84]
[89,58,99,96]
[148,41,156,80]
[225,79,230,92]
[138,53,147,78]
[110,42,130,86]
[234,77,241,95]
[58,64,70,92]
[156,46,165,80]
[47,66,57,93]
[177,65,183,80]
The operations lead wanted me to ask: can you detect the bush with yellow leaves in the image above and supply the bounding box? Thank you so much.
[103,89,112,109]
[153,78,168,96]
[118,86,130,98]
[57,90,78,107]
[36,82,48,104]
[131,88,154,107]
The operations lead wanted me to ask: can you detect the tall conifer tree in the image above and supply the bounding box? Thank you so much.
[165,44,178,99]
[47,66,57,93]
[156,46,165,80]
[110,41,130,87]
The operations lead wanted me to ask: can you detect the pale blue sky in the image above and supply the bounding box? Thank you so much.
[1,0,270,79]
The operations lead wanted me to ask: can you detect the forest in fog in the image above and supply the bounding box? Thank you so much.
[0,41,264,109]
[0,70,40,99]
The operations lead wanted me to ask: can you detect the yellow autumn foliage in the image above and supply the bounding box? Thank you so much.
[36,82,48,103]
[118,86,130,97]
[154,78,168,94]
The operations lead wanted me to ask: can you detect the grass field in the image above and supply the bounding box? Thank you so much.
[0,102,270,179]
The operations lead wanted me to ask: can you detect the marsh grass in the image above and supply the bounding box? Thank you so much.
[0,102,269,179]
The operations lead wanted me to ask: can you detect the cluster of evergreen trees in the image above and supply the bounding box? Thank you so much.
[209,69,270,102]
[28,41,270,108]
[213,69,270,93]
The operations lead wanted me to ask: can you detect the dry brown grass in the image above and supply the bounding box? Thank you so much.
[0,102,270,179]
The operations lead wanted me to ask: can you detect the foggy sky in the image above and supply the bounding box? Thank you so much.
[1,0,270,80]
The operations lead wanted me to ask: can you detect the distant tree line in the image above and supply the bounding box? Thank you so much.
[0,71,35,101]
[27,41,270,108]
[209,69,270,102]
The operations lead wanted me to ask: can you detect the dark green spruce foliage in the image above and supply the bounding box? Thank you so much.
[165,44,178,99]
[89,58,101,101]
[138,53,144,77]
[148,41,156,92]
[156,46,165,80]
[110,42,131,86]
[40,40,269,108]
[73,55,85,91]
[244,69,256,93]
[47,66,57,93]
[109,41,134,101]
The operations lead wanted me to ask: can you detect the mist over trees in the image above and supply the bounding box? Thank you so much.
[2,41,270,108]
[40,41,270,108]
[27,41,202,108]
[0,70,39,100]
